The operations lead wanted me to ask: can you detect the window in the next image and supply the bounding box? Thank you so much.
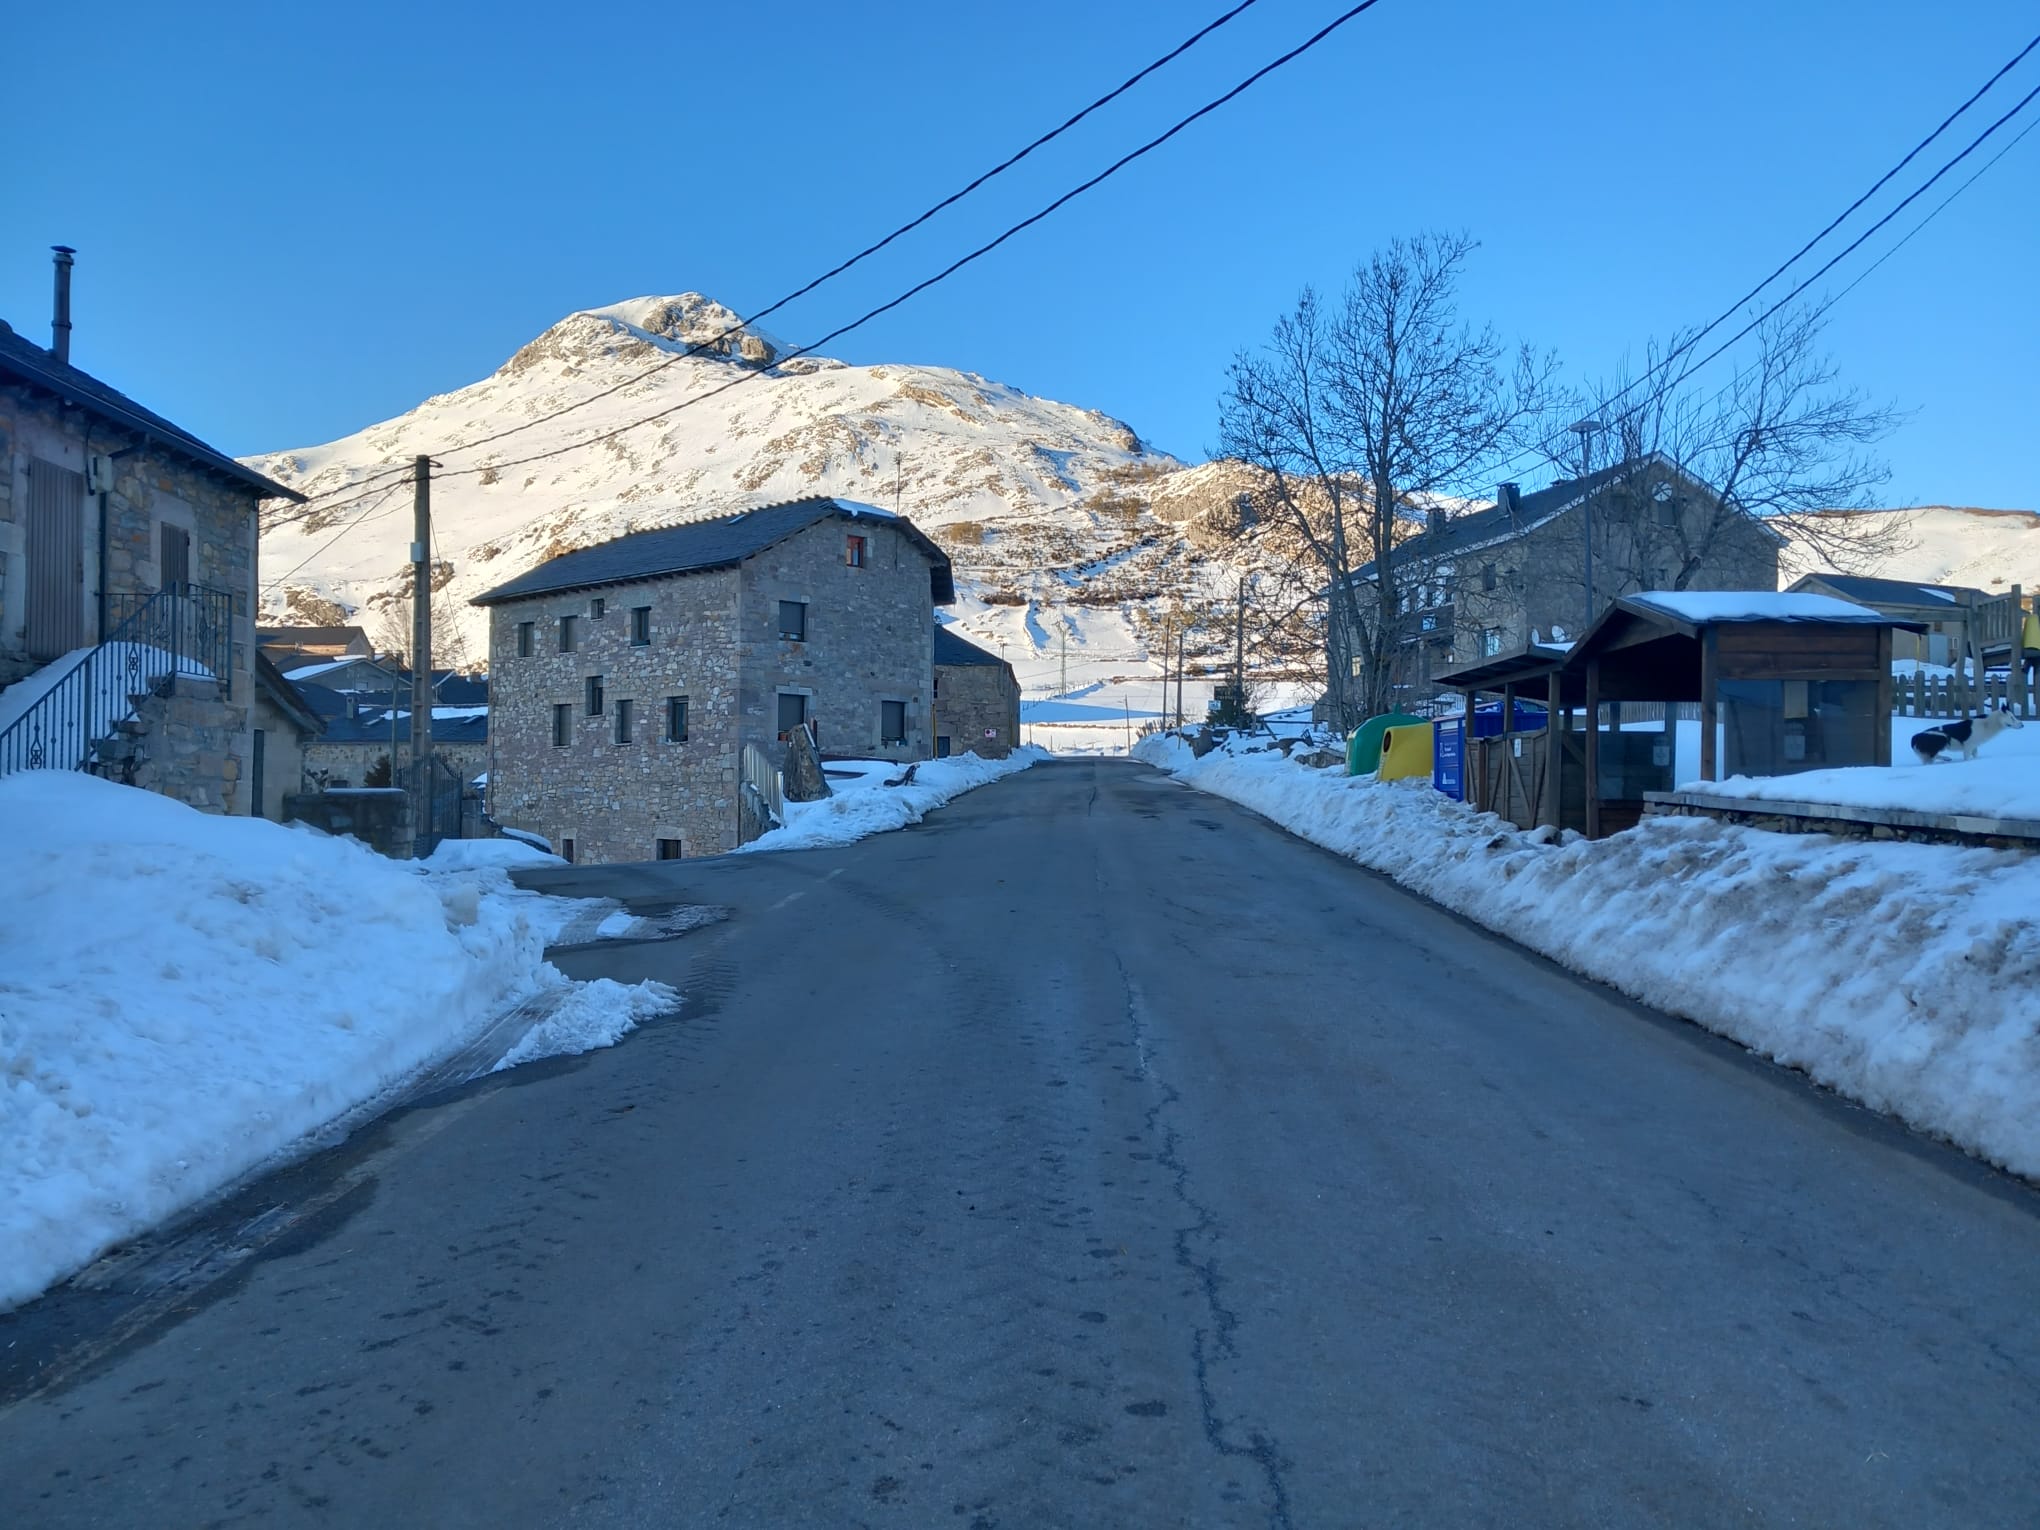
[613,698,633,744]
[1481,562,1497,592]
[558,614,578,653]
[590,597,606,619]
[845,535,867,568]
[516,621,534,658]
[586,674,605,716]
[935,735,952,759]
[560,838,576,864]
[778,600,807,641]
[1480,628,1504,658]
[665,695,689,743]
[656,838,683,861]
[881,699,907,745]
[777,692,808,735]
[160,523,191,592]
[630,606,651,645]
[552,703,572,746]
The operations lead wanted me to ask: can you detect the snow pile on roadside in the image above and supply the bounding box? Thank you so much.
[1697,725,2040,820]
[742,748,1049,852]
[1134,734,2040,1179]
[0,772,673,1311]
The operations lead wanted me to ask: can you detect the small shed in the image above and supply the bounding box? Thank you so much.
[1435,592,1920,838]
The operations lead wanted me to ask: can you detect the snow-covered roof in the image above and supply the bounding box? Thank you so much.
[1626,590,1888,624]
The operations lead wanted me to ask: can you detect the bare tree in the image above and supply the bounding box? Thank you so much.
[1566,307,1906,589]
[1220,233,1557,728]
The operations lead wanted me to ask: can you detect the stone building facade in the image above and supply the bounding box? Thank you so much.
[477,499,953,864]
[0,313,302,811]
[933,625,1021,758]
[1342,456,1782,702]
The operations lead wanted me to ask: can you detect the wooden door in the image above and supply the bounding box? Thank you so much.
[25,457,86,659]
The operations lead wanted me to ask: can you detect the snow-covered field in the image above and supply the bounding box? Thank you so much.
[1135,733,2040,1180]
[0,774,674,1311]
[743,748,1047,852]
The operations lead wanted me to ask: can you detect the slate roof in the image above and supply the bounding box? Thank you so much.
[319,712,488,745]
[1350,462,1636,584]
[1787,572,1988,609]
[0,319,304,503]
[471,498,955,606]
[258,624,371,651]
[933,625,1008,667]
[432,672,489,705]
[254,652,326,736]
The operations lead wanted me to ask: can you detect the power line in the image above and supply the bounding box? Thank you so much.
[1492,29,2040,479]
[259,476,409,596]
[441,0,1388,485]
[428,0,1267,467]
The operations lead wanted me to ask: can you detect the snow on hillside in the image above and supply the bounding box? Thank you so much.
[1783,506,2040,594]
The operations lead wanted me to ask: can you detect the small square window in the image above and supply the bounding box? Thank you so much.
[665,695,689,743]
[656,838,683,861]
[630,606,651,645]
[613,697,633,744]
[558,614,578,653]
[881,699,907,745]
[552,703,572,746]
[590,597,606,619]
[778,600,807,641]
[516,621,534,658]
[586,674,605,717]
[1481,563,1497,592]
[846,535,867,568]
[777,692,808,735]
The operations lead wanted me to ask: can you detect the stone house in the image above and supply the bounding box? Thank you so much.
[252,652,325,820]
[933,625,1021,758]
[304,709,489,789]
[474,497,954,863]
[259,624,373,667]
[1340,455,1781,704]
[0,270,304,812]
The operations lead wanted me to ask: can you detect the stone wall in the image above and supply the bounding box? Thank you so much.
[303,739,488,788]
[93,674,246,813]
[283,788,413,858]
[737,516,935,766]
[485,566,744,864]
[0,377,262,812]
[934,661,1021,758]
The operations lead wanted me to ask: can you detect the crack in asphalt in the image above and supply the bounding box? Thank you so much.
[1114,950,1295,1530]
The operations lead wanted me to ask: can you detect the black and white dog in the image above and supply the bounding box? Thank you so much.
[1910,703,2025,764]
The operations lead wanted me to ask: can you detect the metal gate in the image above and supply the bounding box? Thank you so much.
[25,457,86,659]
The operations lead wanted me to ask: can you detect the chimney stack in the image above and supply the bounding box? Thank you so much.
[1497,482,1521,529]
[51,246,76,365]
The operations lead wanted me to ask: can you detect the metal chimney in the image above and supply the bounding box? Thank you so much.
[51,246,76,364]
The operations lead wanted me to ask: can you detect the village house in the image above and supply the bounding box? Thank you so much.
[251,652,325,819]
[259,623,374,668]
[1782,572,1994,669]
[0,250,304,810]
[1339,456,1781,705]
[475,497,954,864]
[933,624,1021,758]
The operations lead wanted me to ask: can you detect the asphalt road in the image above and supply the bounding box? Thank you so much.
[3,759,2038,1528]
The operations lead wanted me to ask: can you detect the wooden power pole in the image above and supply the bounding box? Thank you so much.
[409,455,435,844]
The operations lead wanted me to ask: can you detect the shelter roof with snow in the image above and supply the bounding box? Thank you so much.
[472,498,955,607]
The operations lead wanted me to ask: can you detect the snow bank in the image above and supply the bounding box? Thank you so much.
[1701,725,2040,820]
[741,748,1047,852]
[1134,735,2040,1179]
[0,773,672,1310]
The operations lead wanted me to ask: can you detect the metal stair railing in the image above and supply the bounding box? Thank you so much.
[0,584,235,780]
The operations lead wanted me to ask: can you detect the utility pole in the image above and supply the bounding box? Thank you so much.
[1570,418,1605,633]
[409,455,435,846]
[1123,696,1131,753]
[1175,629,1185,729]
[1234,574,1247,710]
[1059,625,1068,699]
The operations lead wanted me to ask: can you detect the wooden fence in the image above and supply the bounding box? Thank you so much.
[1892,670,2036,720]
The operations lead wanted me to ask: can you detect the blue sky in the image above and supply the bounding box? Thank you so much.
[6,0,2036,507]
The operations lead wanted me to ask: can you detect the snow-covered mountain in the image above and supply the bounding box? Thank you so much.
[1781,506,2040,594]
[249,295,1272,682]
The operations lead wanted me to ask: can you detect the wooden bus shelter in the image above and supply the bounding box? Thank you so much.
[1434,593,1919,839]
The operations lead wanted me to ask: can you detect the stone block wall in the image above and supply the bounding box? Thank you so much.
[303,740,488,789]
[934,661,1021,758]
[1,377,262,813]
[737,516,935,765]
[485,567,743,863]
[96,674,245,813]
